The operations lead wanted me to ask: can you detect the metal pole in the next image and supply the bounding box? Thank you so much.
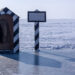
[34,22,39,51]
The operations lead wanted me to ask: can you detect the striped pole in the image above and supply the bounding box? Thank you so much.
[0,7,19,53]
[34,22,39,51]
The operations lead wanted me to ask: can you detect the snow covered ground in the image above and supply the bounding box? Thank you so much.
[0,19,75,75]
[19,19,75,75]
[20,19,75,50]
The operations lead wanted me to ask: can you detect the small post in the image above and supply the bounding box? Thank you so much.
[34,22,39,51]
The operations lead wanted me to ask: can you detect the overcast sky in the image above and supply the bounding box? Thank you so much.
[0,0,75,19]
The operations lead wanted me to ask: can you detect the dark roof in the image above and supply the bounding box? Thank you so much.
[0,7,19,17]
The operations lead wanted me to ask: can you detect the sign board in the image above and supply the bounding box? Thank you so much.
[28,11,46,22]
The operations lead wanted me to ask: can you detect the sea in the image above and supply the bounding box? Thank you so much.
[20,19,75,51]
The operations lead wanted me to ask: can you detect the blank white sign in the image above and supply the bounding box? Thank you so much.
[28,12,46,22]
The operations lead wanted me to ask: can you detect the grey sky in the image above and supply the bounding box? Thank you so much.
[0,0,75,19]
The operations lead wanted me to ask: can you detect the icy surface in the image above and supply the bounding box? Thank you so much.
[20,19,75,50]
[0,19,75,75]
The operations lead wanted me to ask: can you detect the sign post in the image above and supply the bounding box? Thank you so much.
[34,22,39,51]
[28,10,46,51]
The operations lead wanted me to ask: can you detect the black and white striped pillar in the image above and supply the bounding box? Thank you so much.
[34,22,39,51]
[0,7,19,53]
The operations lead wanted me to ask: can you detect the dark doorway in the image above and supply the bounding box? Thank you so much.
[0,24,3,43]
[0,15,13,50]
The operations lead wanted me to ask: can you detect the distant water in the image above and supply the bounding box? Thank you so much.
[20,19,75,50]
